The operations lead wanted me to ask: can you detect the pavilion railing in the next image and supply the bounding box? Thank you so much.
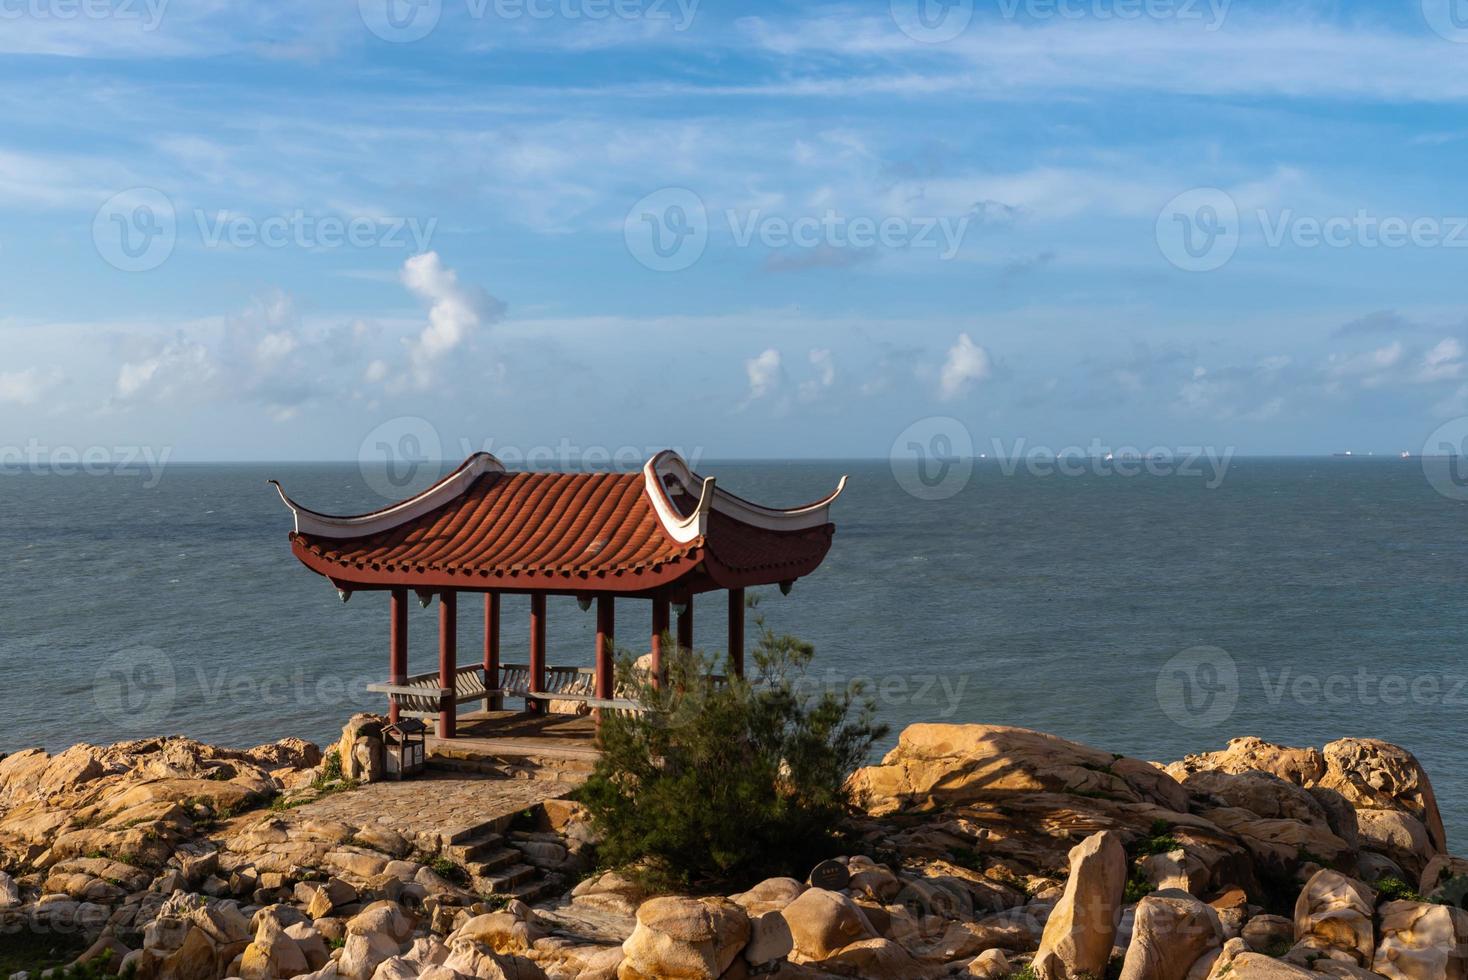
[367,662,729,722]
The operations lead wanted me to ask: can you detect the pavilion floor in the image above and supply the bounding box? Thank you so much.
[425,709,601,782]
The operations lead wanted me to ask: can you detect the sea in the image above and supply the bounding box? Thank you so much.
[4,457,1467,843]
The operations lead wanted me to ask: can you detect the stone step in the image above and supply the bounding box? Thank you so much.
[463,848,523,877]
[507,878,557,904]
[443,819,510,846]
[472,863,538,895]
[446,834,506,863]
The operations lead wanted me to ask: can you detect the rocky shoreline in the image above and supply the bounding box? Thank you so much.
[2,721,1464,979]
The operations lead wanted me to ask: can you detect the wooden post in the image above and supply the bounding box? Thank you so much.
[676,595,693,653]
[528,592,546,715]
[651,598,669,690]
[595,596,615,725]
[728,588,745,679]
[389,588,407,724]
[484,593,501,713]
[438,591,457,740]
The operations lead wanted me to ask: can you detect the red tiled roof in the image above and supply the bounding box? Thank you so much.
[273,451,842,595]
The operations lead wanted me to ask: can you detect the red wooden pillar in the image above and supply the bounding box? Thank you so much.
[650,598,670,690]
[676,596,693,653]
[484,593,501,712]
[595,596,615,724]
[438,591,457,739]
[728,588,745,679]
[528,592,546,715]
[388,588,408,723]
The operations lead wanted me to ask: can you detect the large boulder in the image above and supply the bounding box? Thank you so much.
[1319,739,1446,855]
[849,725,1189,816]
[1033,831,1127,980]
[780,887,876,962]
[1118,891,1224,980]
[1293,869,1375,965]
[618,895,749,979]
[1166,738,1326,788]
[1372,900,1468,980]
[1355,809,1437,880]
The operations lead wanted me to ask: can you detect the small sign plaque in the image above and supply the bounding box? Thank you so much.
[809,859,850,891]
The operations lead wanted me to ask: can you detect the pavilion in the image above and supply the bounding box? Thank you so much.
[272,450,845,739]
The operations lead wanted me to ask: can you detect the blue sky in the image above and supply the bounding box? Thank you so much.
[4,0,1468,461]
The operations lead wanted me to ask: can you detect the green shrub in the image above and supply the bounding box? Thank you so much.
[579,621,887,891]
[1375,875,1423,903]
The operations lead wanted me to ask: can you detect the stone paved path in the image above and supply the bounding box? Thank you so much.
[291,773,574,848]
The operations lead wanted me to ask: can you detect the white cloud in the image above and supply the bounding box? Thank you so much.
[1325,341,1404,389]
[745,348,783,402]
[364,360,389,384]
[938,333,991,401]
[400,252,506,389]
[1418,338,1467,383]
[0,367,62,406]
[115,337,216,404]
[799,348,836,401]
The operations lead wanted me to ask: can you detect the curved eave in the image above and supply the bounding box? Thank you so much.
[290,534,707,595]
[270,453,506,539]
[700,525,837,590]
[644,451,847,533]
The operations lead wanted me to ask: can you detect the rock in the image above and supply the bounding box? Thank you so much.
[728,877,806,915]
[451,913,542,956]
[1419,853,1468,897]
[160,925,222,980]
[1372,899,1468,979]
[339,930,403,980]
[0,870,20,908]
[1319,739,1446,855]
[1356,809,1436,880]
[849,724,1189,817]
[190,901,252,946]
[1138,849,1210,895]
[1240,914,1293,953]
[241,914,311,980]
[618,895,750,979]
[1168,738,1326,788]
[742,909,793,968]
[1293,869,1375,965]
[780,887,875,961]
[1033,831,1127,980]
[349,902,415,945]
[338,715,386,783]
[964,948,1011,978]
[815,937,921,977]
[1118,891,1223,980]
